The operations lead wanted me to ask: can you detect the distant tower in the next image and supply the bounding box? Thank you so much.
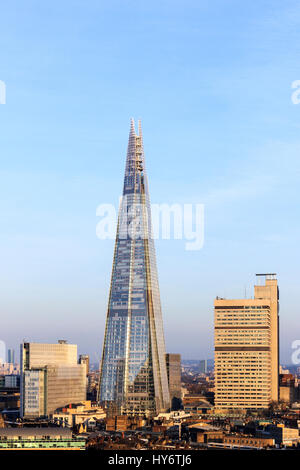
[199,359,207,374]
[98,120,170,416]
[166,354,182,410]
[7,349,15,364]
[79,354,90,376]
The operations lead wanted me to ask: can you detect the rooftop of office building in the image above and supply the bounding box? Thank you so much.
[0,427,72,438]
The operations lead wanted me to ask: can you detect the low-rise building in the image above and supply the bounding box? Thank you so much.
[263,424,300,446]
[106,415,146,431]
[190,427,224,444]
[52,401,105,430]
[184,400,213,415]
[4,375,20,388]
[279,374,299,404]
[155,410,191,422]
[0,391,20,411]
[222,434,275,448]
[0,427,86,450]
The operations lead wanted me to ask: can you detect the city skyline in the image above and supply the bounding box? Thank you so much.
[1,1,300,363]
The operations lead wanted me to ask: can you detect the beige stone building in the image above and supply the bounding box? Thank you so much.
[222,434,275,448]
[20,340,86,418]
[214,274,279,410]
[52,401,106,429]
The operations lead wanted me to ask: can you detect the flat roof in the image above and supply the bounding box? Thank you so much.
[0,427,72,437]
[255,273,277,276]
[188,423,220,431]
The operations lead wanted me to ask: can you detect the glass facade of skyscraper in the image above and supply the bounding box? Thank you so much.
[98,120,170,416]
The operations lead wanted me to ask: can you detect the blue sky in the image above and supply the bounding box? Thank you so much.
[1,0,300,364]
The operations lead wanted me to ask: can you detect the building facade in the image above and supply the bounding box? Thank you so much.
[4,375,20,388]
[166,354,182,410]
[20,340,86,418]
[214,274,279,410]
[199,360,207,374]
[98,120,170,416]
[79,354,90,376]
[7,349,15,364]
[0,428,85,450]
[52,401,106,429]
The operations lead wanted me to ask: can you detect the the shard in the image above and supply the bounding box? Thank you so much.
[98,119,170,416]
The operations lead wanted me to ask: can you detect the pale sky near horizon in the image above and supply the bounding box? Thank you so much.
[1,0,300,364]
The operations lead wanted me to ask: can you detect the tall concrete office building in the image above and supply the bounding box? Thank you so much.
[98,120,170,416]
[214,274,279,410]
[20,340,86,418]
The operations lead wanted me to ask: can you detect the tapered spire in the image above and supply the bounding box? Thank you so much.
[138,119,142,138]
[98,120,170,416]
[130,117,135,133]
[129,117,143,137]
